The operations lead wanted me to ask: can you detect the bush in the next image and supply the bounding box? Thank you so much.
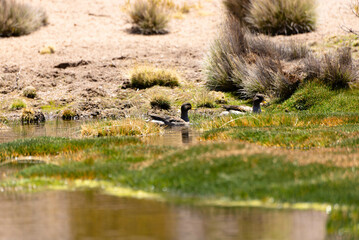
[128,0,170,34]
[22,86,37,98]
[10,99,26,110]
[223,0,251,25]
[61,109,78,120]
[304,47,358,89]
[130,66,180,89]
[205,17,304,99]
[246,0,316,35]
[223,0,316,36]
[150,95,171,110]
[0,0,47,37]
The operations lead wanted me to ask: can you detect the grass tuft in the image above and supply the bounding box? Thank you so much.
[246,0,316,35]
[81,118,164,137]
[150,95,171,110]
[304,47,358,89]
[10,99,26,110]
[22,86,37,98]
[61,108,78,120]
[128,0,170,34]
[130,66,180,89]
[205,17,304,99]
[0,0,47,37]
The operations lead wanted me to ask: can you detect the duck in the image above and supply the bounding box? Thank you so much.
[220,93,266,115]
[252,94,265,113]
[149,103,192,127]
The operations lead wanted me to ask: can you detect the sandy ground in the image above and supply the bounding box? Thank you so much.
[0,0,358,120]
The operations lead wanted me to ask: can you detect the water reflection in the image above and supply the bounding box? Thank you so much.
[0,121,199,146]
[0,191,327,240]
[0,120,82,143]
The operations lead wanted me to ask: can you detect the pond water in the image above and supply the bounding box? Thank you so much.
[0,122,330,240]
[0,120,199,146]
[0,190,327,240]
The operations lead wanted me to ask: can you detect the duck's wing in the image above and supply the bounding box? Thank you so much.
[148,113,167,122]
[222,105,252,112]
[167,117,187,126]
[149,113,177,125]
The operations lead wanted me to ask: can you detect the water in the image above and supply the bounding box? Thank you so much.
[0,190,327,240]
[0,121,199,146]
[0,122,328,240]
[0,120,83,143]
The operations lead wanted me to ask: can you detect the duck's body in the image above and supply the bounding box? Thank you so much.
[149,103,192,127]
[252,94,265,113]
[220,94,266,115]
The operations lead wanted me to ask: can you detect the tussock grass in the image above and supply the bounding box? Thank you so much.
[194,90,218,108]
[10,99,26,110]
[205,17,305,99]
[0,0,47,37]
[130,66,180,89]
[246,0,316,35]
[223,0,251,25]
[150,95,171,110]
[304,47,358,89]
[61,109,78,120]
[128,0,170,34]
[222,0,316,36]
[81,118,164,137]
[22,86,37,98]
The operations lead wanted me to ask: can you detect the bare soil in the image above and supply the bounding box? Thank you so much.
[0,0,358,120]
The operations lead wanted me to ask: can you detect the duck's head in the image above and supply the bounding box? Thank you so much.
[252,94,266,113]
[181,103,192,112]
[253,94,265,104]
[181,103,192,122]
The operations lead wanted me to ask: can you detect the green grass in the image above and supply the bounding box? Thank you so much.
[6,140,354,204]
[273,82,359,113]
[10,99,26,110]
[0,136,358,237]
[0,137,140,162]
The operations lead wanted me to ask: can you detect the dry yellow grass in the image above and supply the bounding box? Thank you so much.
[81,118,164,137]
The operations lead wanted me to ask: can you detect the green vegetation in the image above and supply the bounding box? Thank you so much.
[0,139,354,207]
[130,66,180,89]
[81,119,164,137]
[128,0,170,34]
[10,99,26,110]
[22,86,37,99]
[0,137,140,162]
[276,82,359,113]
[223,0,316,36]
[0,0,47,37]
[150,95,171,110]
